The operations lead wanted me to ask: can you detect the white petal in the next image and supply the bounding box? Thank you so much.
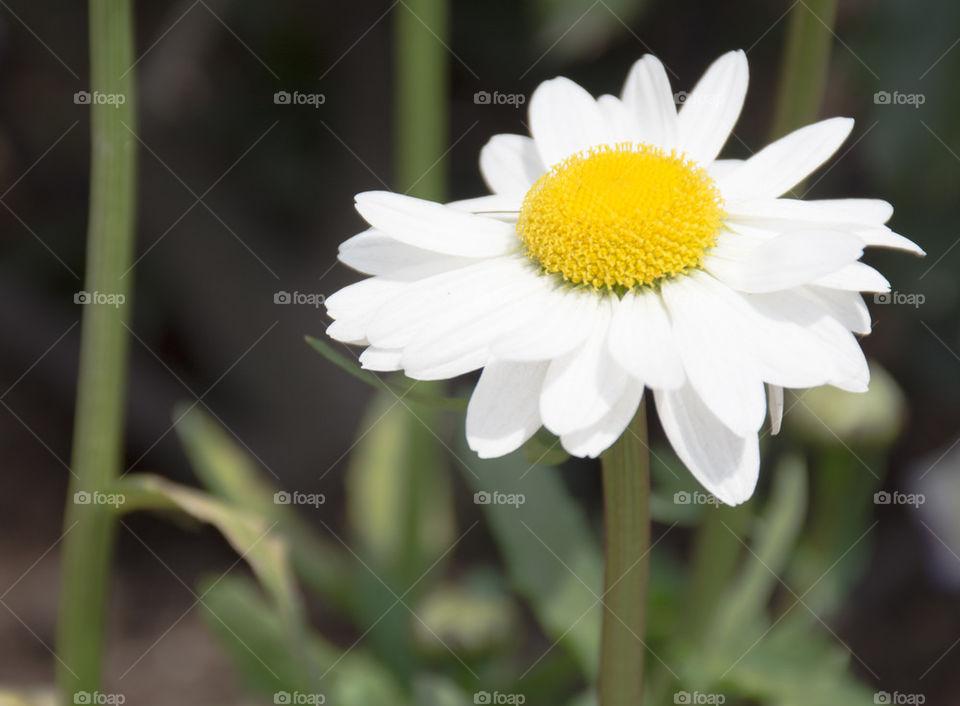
[677,50,748,164]
[539,301,626,436]
[325,277,406,344]
[654,383,760,506]
[401,271,551,379]
[857,226,926,256]
[597,94,641,143]
[726,197,893,226]
[813,262,890,292]
[607,289,685,389]
[621,55,678,149]
[659,273,767,436]
[467,360,548,458]
[670,271,840,391]
[767,385,783,436]
[708,159,744,180]
[492,285,600,361]
[529,77,606,168]
[355,191,518,257]
[744,289,870,392]
[338,229,478,276]
[479,134,545,197]
[446,194,522,220]
[705,230,865,293]
[359,347,403,371]
[801,286,871,334]
[366,256,529,349]
[561,384,644,458]
[725,198,923,256]
[718,117,854,200]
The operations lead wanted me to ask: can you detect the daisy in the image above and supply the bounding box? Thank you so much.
[324,50,923,506]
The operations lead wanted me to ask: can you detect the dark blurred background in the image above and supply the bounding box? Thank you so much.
[0,0,958,703]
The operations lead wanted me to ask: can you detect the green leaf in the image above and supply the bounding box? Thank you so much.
[199,575,405,705]
[345,389,457,679]
[0,688,58,706]
[411,572,520,656]
[411,674,473,706]
[455,432,602,679]
[305,335,466,411]
[722,613,876,706]
[705,455,808,646]
[114,473,313,689]
[173,403,353,610]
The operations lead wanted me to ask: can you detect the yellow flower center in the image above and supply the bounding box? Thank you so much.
[517,143,725,290]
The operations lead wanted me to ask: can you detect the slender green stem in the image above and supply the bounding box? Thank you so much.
[57,0,137,699]
[770,0,839,139]
[394,0,448,199]
[599,405,650,706]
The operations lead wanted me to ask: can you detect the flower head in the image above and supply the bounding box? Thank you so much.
[325,51,923,505]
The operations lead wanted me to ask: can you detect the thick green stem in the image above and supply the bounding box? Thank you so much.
[57,0,137,699]
[770,0,839,140]
[599,406,650,706]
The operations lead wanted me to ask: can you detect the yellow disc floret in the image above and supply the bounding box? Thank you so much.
[517,142,725,290]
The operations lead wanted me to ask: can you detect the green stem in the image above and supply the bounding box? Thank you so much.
[394,0,448,199]
[770,0,839,140]
[598,405,650,706]
[57,0,137,699]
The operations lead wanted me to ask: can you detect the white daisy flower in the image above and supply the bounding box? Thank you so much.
[325,50,923,506]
